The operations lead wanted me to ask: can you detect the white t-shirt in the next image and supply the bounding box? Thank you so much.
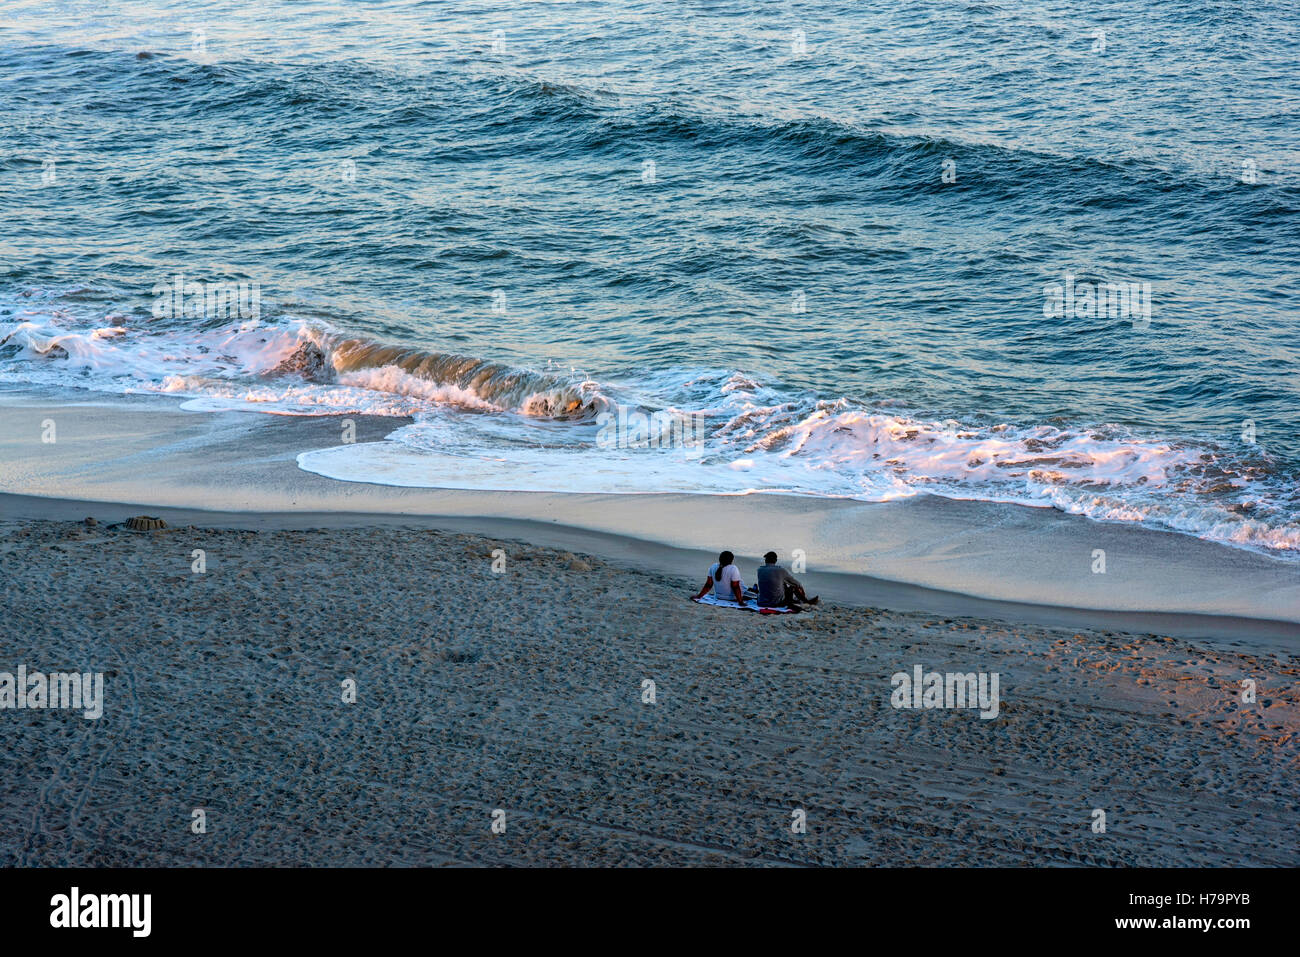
[709,562,744,600]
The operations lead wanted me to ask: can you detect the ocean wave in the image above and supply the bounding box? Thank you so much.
[2,295,1296,558]
[0,305,609,420]
[15,45,1298,208]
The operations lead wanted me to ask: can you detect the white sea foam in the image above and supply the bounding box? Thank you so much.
[296,402,1300,557]
[2,301,1296,558]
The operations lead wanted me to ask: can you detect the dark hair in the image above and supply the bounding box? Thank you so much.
[718,550,734,570]
[764,551,778,564]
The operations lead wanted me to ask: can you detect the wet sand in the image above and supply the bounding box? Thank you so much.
[2,388,1298,633]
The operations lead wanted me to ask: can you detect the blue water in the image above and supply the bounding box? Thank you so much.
[2,1,1298,556]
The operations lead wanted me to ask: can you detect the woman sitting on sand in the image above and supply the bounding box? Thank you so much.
[691,550,748,605]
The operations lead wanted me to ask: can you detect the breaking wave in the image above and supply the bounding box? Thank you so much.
[0,305,609,420]
[2,295,1297,560]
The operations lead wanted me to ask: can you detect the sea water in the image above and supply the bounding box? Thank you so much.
[1,1,1297,558]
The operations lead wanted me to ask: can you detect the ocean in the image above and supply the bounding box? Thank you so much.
[2,0,1298,558]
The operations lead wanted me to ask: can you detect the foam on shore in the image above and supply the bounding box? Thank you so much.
[1,388,1296,638]
[3,305,1296,560]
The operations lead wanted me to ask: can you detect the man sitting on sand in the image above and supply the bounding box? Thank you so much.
[692,550,749,605]
[755,551,818,609]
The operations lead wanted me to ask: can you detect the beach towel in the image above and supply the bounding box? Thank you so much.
[692,594,796,614]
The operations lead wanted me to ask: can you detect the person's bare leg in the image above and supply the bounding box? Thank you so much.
[788,582,818,605]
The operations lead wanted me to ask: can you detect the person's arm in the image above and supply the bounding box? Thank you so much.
[692,576,714,600]
[731,576,747,605]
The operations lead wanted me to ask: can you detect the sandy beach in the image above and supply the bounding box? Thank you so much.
[2,506,1297,867]
[4,390,1298,636]
[2,390,1298,866]
[7,1,1300,929]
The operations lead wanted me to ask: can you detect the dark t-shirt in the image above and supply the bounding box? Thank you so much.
[756,564,797,606]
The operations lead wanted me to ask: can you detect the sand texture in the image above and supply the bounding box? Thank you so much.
[2,518,1296,867]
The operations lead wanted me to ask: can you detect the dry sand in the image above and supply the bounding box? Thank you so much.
[2,516,1296,867]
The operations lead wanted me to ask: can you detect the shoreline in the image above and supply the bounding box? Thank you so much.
[1,386,1297,643]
